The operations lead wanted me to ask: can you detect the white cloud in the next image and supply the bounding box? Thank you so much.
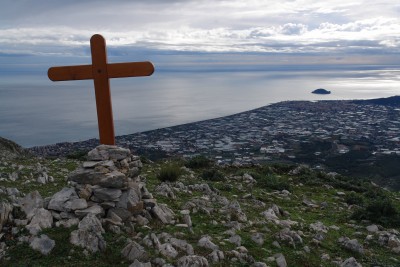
[0,0,398,55]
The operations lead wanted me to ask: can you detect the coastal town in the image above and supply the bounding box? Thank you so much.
[30,98,400,168]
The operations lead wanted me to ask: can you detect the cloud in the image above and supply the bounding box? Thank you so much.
[0,0,398,57]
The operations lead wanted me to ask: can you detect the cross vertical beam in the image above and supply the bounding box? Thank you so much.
[90,34,115,145]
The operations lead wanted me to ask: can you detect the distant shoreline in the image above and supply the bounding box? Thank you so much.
[27,95,400,157]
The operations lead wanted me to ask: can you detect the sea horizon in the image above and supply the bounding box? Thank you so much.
[1,62,399,148]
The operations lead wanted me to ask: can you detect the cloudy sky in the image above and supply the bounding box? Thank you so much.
[0,0,399,65]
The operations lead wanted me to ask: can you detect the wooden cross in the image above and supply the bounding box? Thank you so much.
[48,34,154,145]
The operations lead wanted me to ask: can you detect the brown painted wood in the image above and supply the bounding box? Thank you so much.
[108,62,154,78]
[90,34,115,145]
[48,65,93,81]
[48,61,154,81]
[47,34,154,145]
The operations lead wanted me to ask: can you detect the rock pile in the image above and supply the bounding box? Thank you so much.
[1,145,175,260]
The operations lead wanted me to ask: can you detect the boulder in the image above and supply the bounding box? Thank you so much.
[75,204,104,218]
[48,187,79,212]
[275,253,287,267]
[93,188,122,202]
[129,260,151,267]
[68,168,127,189]
[29,234,55,255]
[65,199,88,211]
[177,255,209,267]
[159,243,178,259]
[340,257,362,267]
[121,241,148,262]
[152,204,175,224]
[117,187,141,210]
[208,250,224,264]
[310,221,328,233]
[26,208,53,235]
[366,224,379,233]
[339,237,364,254]
[251,233,264,246]
[0,202,12,231]
[70,214,106,253]
[198,236,219,251]
[19,191,43,218]
[87,145,131,161]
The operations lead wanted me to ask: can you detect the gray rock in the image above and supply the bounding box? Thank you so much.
[340,257,362,267]
[117,187,141,210]
[83,160,114,168]
[229,201,247,222]
[0,202,12,231]
[252,262,268,267]
[68,168,127,189]
[388,235,400,248]
[121,241,148,262]
[177,255,209,267]
[155,183,176,199]
[19,191,43,218]
[275,253,287,267]
[228,235,242,246]
[310,221,328,233]
[198,236,219,251]
[87,145,131,161]
[152,204,175,224]
[65,199,88,211]
[366,224,379,233]
[208,250,224,264]
[26,208,53,235]
[70,214,106,253]
[93,188,122,202]
[108,207,132,222]
[129,259,151,267]
[260,208,279,221]
[339,237,364,254]
[251,233,264,246]
[167,237,193,255]
[56,218,80,228]
[75,204,104,218]
[276,228,303,248]
[29,234,55,255]
[48,187,78,212]
[159,243,178,259]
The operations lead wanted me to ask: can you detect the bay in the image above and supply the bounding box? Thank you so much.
[0,64,399,147]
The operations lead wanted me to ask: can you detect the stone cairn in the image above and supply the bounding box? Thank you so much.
[16,145,175,255]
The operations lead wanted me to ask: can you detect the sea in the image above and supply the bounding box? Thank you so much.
[0,56,399,147]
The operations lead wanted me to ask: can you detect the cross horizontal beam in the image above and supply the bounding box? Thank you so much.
[48,61,154,81]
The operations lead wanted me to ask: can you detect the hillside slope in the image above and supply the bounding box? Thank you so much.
[0,144,399,266]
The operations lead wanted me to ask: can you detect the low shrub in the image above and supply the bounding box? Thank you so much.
[257,174,291,191]
[185,155,212,169]
[351,196,400,227]
[157,163,182,182]
[345,192,364,206]
[201,169,225,181]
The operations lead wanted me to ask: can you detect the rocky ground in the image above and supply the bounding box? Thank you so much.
[0,139,400,266]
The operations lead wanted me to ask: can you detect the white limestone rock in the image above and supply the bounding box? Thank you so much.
[70,214,106,253]
[48,187,79,212]
[121,241,148,262]
[29,234,55,255]
[177,255,209,267]
[19,191,43,218]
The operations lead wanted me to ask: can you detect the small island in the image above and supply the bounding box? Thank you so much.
[312,88,331,95]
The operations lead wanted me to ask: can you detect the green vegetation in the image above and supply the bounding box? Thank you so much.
[156,162,183,182]
[201,168,225,181]
[1,153,400,267]
[185,155,212,169]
